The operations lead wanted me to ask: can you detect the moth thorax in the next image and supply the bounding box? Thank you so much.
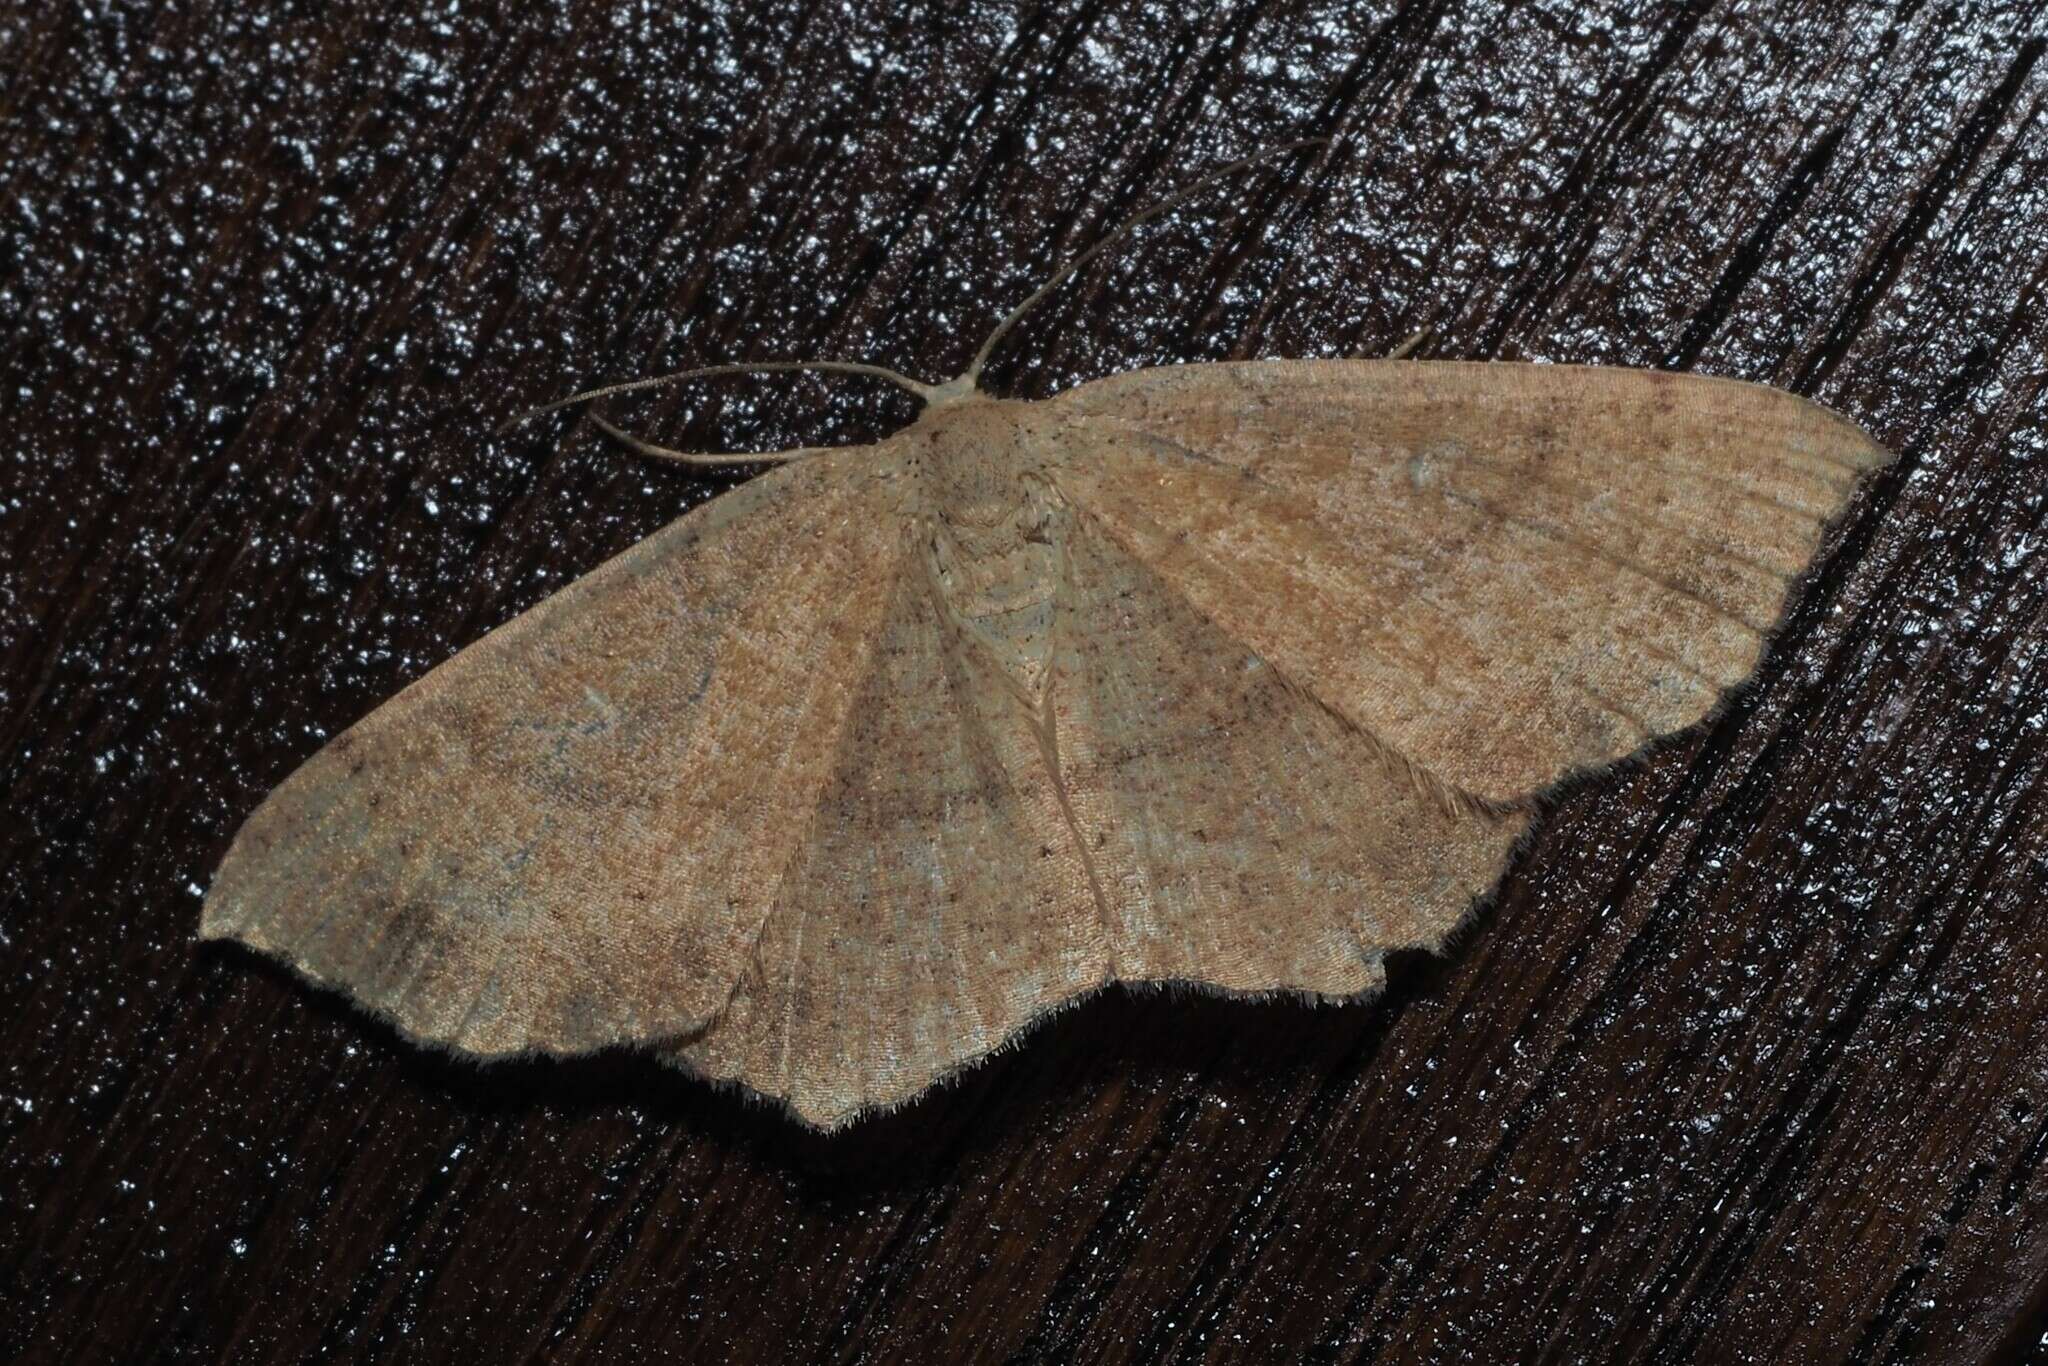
[926,468,1069,703]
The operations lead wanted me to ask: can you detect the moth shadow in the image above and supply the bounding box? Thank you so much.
[208,933,1481,1193]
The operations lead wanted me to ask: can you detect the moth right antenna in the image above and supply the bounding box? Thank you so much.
[959,137,1332,389]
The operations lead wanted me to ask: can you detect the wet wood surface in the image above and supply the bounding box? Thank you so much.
[5,2,2048,1361]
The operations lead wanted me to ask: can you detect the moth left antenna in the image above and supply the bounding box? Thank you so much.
[496,358,940,443]
[959,137,1331,389]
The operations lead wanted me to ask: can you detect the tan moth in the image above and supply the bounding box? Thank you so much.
[202,147,1891,1128]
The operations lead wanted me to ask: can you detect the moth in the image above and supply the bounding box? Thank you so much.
[203,147,1891,1128]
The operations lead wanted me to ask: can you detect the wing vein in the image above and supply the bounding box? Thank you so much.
[701,527,916,1030]
[1062,493,1486,815]
[1435,485,1766,640]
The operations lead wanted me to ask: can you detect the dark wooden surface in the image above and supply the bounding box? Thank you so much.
[5,2,2048,1361]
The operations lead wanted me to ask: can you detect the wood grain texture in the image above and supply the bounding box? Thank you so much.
[3,1,2046,1362]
